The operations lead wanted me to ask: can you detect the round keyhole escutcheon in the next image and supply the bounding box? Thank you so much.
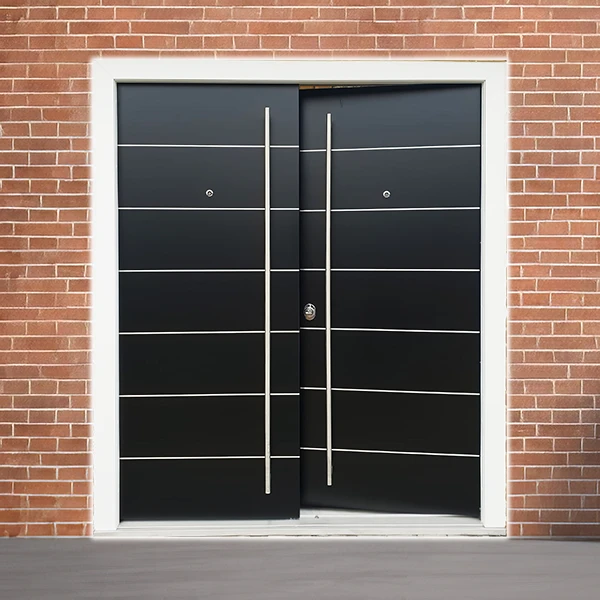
[303,303,316,321]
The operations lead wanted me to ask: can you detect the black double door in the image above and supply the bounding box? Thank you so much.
[117,83,481,521]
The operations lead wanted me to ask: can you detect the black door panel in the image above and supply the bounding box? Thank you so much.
[119,210,299,271]
[300,85,481,150]
[300,329,325,389]
[300,391,480,455]
[119,333,265,396]
[299,212,325,270]
[118,84,298,146]
[120,395,299,458]
[299,85,482,516]
[332,210,480,270]
[300,147,480,210]
[332,271,480,331]
[119,210,264,271]
[120,332,299,397]
[121,458,300,521]
[118,146,298,209]
[301,451,480,516]
[300,389,326,449]
[332,331,480,393]
[298,210,480,271]
[119,271,298,333]
[117,83,300,520]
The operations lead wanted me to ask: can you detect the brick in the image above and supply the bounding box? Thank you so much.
[56,523,90,536]
[26,523,56,536]
[552,524,600,537]
[511,453,568,466]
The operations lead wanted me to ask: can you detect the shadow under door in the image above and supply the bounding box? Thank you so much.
[116,83,481,521]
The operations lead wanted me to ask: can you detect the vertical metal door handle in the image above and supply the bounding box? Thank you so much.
[264,107,271,495]
[325,113,333,487]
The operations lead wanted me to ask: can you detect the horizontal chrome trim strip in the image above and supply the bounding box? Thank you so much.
[301,207,480,213]
[120,393,299,398]
[120,455,300,460]
[301,268,480,273]
[302,328,479,334]
[300,447,479,458]
[119,269,264,273]
[119,330,299,335]
[331,328,480,334]
[118,144,299,149]
[301,144,480,153]
[300,387,479,396]
[333,268,480,272]
[118,207,299,211]
[120,330,264,335]
[334,207,480,212]
[119,269,299,273]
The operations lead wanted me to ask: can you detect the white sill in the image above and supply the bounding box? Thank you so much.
[95,510,506,538]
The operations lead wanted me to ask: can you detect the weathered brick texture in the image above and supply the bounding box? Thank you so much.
[1,0,600,537]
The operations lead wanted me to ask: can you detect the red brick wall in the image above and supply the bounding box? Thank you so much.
[1,1,600,537]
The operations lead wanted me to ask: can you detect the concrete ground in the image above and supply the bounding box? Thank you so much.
[0,538,599,599]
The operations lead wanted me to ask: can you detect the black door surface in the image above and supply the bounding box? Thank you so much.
[299,85,482,516]
[117,84,301,520]
[116,83,482,521]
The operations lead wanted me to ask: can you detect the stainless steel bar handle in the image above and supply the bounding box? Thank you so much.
[326,113,333,487]
[264,107,271,495]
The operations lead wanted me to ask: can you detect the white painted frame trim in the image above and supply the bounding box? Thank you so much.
[91,58,508,534]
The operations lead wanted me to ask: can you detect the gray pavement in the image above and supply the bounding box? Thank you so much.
[0,538,599,599]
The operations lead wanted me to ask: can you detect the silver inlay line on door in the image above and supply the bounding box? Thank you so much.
[299,268,481,273]
[264,106,271,495]
[119,330,266,336]
[325,112,333,487]
[332,207,480,212]
[300,143,481,153]
[332,328,480,334]
[119,269,300,273]
[118,207,265,211]
[300,448,479,458]
[120,456,300,460]
[120,393,300,398]
[118,207,299,211]
[301,328,480,334]
[118,330,299,336]
[331,268,481,272]
[300,387,480,396]
[300,207,480,213]
[118,144,299,149]
[119,269,265,273]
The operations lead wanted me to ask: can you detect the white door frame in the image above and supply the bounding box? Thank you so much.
[91,58,508,534]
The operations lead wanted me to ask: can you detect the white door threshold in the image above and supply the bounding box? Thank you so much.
[96,511,505,538]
